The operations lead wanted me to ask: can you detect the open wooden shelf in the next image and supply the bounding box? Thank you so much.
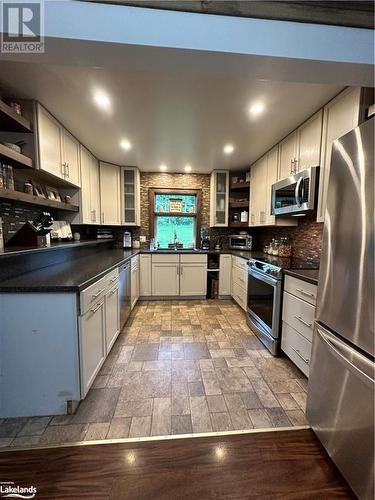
[230,181,250,190]
[0,188,79,212]
[229,221,249,228]
[0,99,32,133]
[229,201,249,208]
[0,143,33,168]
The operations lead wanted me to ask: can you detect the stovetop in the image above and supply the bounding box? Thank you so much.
[246,252,319,280]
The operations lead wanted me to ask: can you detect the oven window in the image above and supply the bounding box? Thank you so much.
[247,274,274,329]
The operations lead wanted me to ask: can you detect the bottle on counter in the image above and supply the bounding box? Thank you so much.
[278,237,292,257]
[271,238,280,256]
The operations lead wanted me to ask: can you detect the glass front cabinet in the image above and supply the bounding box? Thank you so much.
[121,167,141,226]
[210,170,229,227]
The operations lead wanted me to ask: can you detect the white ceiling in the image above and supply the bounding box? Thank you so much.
[0,60,342,173]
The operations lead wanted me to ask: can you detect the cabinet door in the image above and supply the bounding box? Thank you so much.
[79,300,106,397]
[100,162,121,225]
[152,263,180,296]
[79,146,92,224]
[180,263,207,296]
[265,146,279,225]
[122,168,141,226]
[210,170,229,226]
[131,265,140,309]
[62,129,81,187]
[317,87,360,223]
[37,105,63,179]
[90,155,101,225]
[140,255,151,296]
[297,110,323,171]
[219,254,232,295]
[105,285,120,353]
[278,131,297,180]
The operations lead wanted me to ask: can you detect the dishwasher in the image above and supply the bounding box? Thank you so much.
[119,262,131,328]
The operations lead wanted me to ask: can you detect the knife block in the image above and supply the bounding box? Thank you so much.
[7,222,50,247]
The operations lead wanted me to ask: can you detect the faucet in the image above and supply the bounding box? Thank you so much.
[173,230,178,250]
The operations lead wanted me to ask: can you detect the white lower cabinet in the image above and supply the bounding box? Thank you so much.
[231,257,248,311]
[105,283,120,353]
[79,299,106,398]
[151,253,207,297]
[219,254,232,296]
[152,262,180,296]
[281,276,318,377]
[140,254,152,297]
[131,256,140,309]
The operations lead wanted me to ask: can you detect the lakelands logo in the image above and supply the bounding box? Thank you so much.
[1,0,44,53]
[0,481,37,499]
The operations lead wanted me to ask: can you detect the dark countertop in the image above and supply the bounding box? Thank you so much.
[0,248,140,292]
[0,246,319,292]
[0,239,115,259]
[284,269,320,285]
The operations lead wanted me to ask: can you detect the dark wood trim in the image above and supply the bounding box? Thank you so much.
[149,188,201,247]
[0,188,79,212]
[88,1,374,29]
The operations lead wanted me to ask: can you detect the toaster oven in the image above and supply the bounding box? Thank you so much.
[229,235,252,251]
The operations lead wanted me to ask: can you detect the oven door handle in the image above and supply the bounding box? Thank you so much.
[248,266,279,286]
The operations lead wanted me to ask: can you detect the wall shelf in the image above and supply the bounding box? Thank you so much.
[229,201,249,208]
[229,221,249,228]
[230,182,250,190]
[0,188,79,212]
[0,143,33,168]
[0,99,33,133]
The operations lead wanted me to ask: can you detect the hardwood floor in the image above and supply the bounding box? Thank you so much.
[0,429,354,499]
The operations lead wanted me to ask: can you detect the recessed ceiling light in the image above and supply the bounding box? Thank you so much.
[160,164,167,172]
[120,139,132,151]
[249,102,264,116]
[184,164,192,173]
[93,92,111,111]
[223,144,234,155]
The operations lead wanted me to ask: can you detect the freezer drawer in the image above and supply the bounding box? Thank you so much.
[307,322,374,500]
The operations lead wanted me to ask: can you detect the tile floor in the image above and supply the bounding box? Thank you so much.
[0,300,308,449]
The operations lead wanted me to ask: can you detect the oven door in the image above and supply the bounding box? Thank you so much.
[271,167,318,216]
[247,268,282,354]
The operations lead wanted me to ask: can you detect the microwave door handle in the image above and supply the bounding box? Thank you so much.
[295,177,303,207]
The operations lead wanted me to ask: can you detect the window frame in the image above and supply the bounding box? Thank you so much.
[149,188,202,248]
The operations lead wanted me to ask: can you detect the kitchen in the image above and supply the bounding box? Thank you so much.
[0,2,373,499]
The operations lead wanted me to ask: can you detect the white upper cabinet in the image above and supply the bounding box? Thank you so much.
[78,146,101,224]
[36,103,80,187]
[36,104,63,179]
[61,129,81,187]
[100,162,121,225]
[317,87,361,223]
[296,110,323,171]
[210,170,229,227]
[121,167,141,226]
[278,131,297,180]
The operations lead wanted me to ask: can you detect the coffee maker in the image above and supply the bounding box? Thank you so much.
[200,227,210,251]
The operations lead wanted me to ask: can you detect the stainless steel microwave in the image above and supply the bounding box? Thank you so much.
[229,235,252,250]
[271,167,319,216]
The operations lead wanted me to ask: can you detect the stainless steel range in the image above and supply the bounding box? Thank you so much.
[246,258,283,355]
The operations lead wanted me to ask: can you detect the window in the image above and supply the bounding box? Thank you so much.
[150,190,201,249]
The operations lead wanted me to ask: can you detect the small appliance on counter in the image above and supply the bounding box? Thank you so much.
[200,226,210,251]
[229,234,252,250]
[7,211,54,247]
[50,221,73,241]
[123,231,132,248]
[97,228,113,239]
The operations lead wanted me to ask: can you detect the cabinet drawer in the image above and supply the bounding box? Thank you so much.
[233,265,248,290]
[80,268,118,315]
[131,254,140,270]
[152,254,180,263]
[180,253,207,264]
[281,322,312,377]
[233,256,248,271]
[232,281,247,311]
[282,291,315,342]
[284,275,317,305]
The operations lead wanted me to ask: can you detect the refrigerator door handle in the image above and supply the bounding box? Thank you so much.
[317,326,375,386]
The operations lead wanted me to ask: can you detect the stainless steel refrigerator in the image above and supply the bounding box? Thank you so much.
[307,117,374,500]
